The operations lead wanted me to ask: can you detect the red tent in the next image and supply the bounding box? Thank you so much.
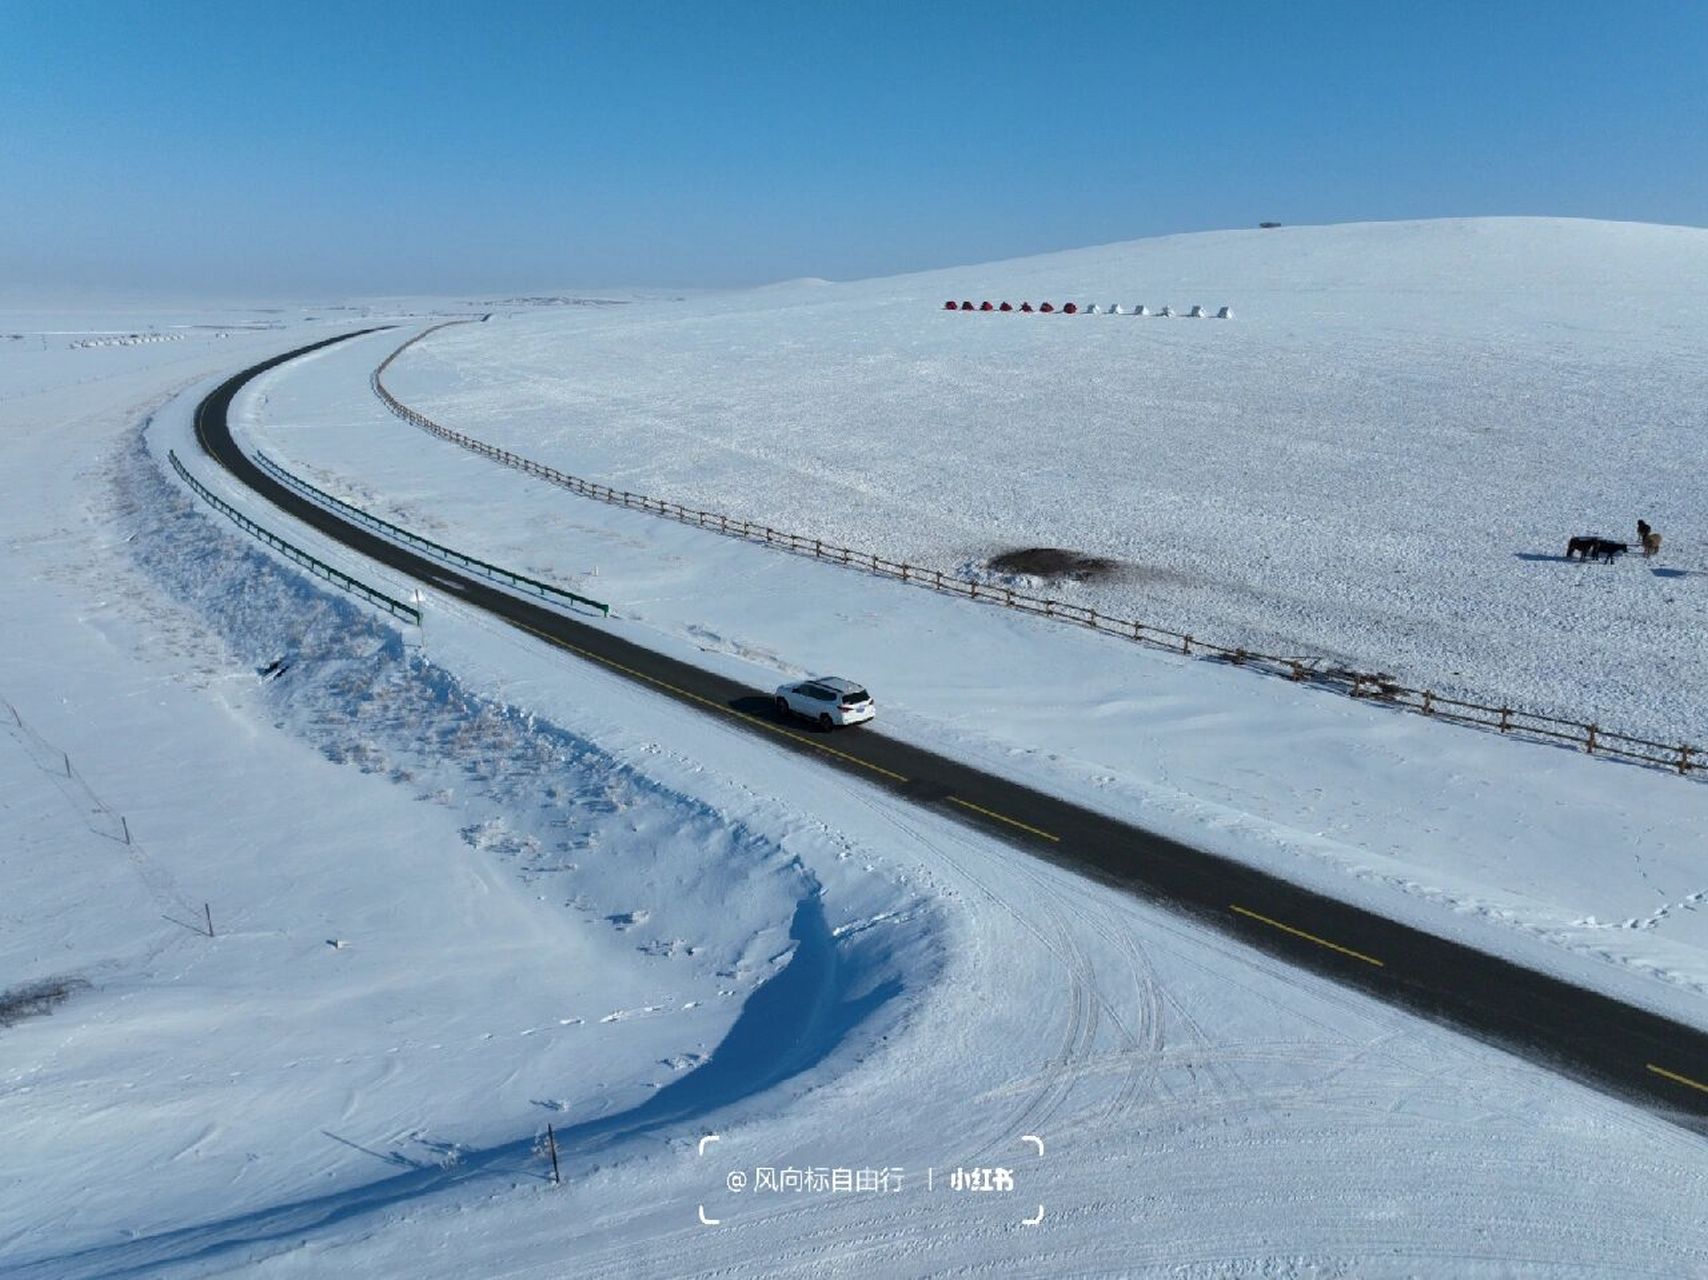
[943,300,957,310]
[998,301,1013,311]
[979,300,994,311]
[960,301,974,310]
[1019,301,1034,312]
[1039,302,1055,313]
[1062,302,1078,314]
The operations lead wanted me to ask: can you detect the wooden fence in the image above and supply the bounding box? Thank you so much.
[371,324,1701,782]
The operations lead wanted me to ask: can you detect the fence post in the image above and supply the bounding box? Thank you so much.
[1422,690,1433,715]
[122,816,130,845]
[1680,746,1695,775]
[1289,662,1304,681]
[1499,708,1511,733]
[204,903,215,938]
[548,1123,561,1185]
[1182,635,1192,655]
[1585,724,1598,755]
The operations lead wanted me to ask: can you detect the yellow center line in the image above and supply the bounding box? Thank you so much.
[510,616,1060,847]
[519,612,1067,847]
[1646,1063,1708,1096]
[947,796,1062,843]
[214,348,1057,838]
[503,616,909,784]
[259,469,1055,829]
[1230,904,1384,968]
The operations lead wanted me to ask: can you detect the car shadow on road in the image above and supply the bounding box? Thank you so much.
[731,693,835,730]
[731,693,785,719]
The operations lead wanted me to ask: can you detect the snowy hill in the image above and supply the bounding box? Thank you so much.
[393,218,1708,741]
[6,227,1708,1276]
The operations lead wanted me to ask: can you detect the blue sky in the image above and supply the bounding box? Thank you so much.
[2,1,1703,296]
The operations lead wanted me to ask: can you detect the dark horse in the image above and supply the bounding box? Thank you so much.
[1567,535,1628,563]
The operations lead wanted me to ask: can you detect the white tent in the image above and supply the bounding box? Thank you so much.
[1087,303,1102,315]
[1187,304,1205,318]
[1110,304,1124,315]
[1216,305,1233,319]
[1132,304,1148,316]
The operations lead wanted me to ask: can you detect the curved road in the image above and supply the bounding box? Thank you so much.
[194,330,1708,1134]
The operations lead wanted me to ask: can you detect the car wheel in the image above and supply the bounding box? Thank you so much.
[818,713,833,731]
[775,696,790,716]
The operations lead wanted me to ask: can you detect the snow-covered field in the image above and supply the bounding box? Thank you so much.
[245,233,1708,1026]
[4,223,1708,1279]
[385,218,1708,744]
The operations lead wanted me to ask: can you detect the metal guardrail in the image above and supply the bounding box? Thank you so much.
[252,450,609,617]
[167,449,421,625]
[370,326,1704,782]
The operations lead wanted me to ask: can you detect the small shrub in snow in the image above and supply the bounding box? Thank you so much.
[987,547,1121,582]
[0,976,89,1027]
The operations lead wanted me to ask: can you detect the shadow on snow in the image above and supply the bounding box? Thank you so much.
[17,893,901,1278]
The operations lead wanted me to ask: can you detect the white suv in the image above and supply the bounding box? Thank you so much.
[774,676,875,729]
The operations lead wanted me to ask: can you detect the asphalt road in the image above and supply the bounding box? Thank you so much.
[194,330,1708,1134]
